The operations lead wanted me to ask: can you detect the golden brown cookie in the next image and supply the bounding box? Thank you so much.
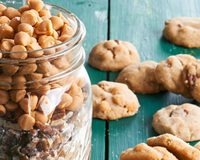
[120,143,178,160]
[116,61,165,94]
[152,103,200,142]
[147,133,200,160]
[92,81,140,120]
[194,141,200,151]
[155,54,196,98]
[88,40,140,71]
[183,60,200,103]
[163,17,200,48]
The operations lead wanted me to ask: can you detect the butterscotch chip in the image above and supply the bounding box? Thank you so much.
[58,34,71,42]
[163,17,200,48]
[20,95,38,113]
[0,90,9,105]
[50,16,64,31]
[12,75,26,90]
[0,24,15,40]
[37,60,52,74]
[116,61,165,94]
[57,93,73,109]
[147,134,200,160]
[27,42,43,57]
[18,23,34,36]
[4,100,18,111]
[10,45,28,60]
[194,141,200,151]
[61,24,74,36]
[58,12,70,26]
[33,84,50,95]
[52,56,70,69]
[18,114,35,130]
[21,10,38,26]
[18,5,30,13]
[10,17,21,33]
[0,16,10,25]
[27,0,44,12]
[0,4,6,16]
[29,37,37,44]
[31,110,48,124]
[1,40,14,52]
[152,103,200,142]
[35,19,53,35]
[120,143,178,160]
[88,40,140,71]
[26,73,43,81]
[39,8,51,18]
[9,89,26,102]
[14,32,30,46]
[1,64,19,76]
[155,54,196,98]
[0,74,12,90]
[92,81,140,120]
[0,105,6,116]
[17,63,37,75]
[3,7,21,20]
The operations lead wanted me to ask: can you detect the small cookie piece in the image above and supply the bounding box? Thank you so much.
[116,61,165,94]
[88,40,140,71]
[183,60,200,103]
[147,133,200,160]
[155,54,196,98]
[163,17,200,48]
[194,141,200,151]
[92,81,140,120]
[120,143,178,160]
[152,103,200,142]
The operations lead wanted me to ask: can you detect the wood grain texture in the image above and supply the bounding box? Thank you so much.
[43,0,108,159]
[109,0,200,159]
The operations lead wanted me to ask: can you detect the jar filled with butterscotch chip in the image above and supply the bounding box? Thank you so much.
[0,0,92,159]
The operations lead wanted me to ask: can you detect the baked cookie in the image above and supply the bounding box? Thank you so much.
[120,143,178,160]
[147,133,200,160]
[163,17,200,48]
[194,141,200,151]
[92,81,140,120]
[155,54,196,98]
[88,40,140,71]
[116,61,165,94]
[183,60,200,103]
[152,103,200,142]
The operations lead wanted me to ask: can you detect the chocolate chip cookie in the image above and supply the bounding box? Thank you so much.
[92,81,140,120]
[120,143,178,160]
[152,103,200,142]
[88,40,140,71]
[163,17,200,48]
[147,133,200,160]
[116,61,165,94]
[155,54,196,98]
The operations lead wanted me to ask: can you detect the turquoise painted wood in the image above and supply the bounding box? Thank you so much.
[109,0,200,159]
[43,0,108,159]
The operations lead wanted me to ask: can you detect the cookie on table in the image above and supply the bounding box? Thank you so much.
[163,17,200,48]
[155,54,196,98]
[92,81,140,120]
[116,61,165,94]
[183,60,200,103]
[147,133,200,160]
[88,40,140,71]
[152,103,200,142]
[120,143,178,160]
[194,141,200,151]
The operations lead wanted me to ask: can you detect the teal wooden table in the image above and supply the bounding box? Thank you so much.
[44,0,200,159]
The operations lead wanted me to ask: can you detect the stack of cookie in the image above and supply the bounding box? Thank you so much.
[120,134,200,160]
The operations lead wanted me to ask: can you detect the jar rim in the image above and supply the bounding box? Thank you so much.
[0,2,86,63]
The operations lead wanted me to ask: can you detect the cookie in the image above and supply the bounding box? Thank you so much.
[163,17,200,48]
[155,54,196,98]
[194,141,200,151]
[147,133,200,160]
[152,103,200,142]
[120,143,178,160]
[183,60,200,103]
[116,61,165,94]
[88,40,140,71]
[92,81,140,120]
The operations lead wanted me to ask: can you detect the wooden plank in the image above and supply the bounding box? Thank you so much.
[109,0,200,159]
[43,0,108,159]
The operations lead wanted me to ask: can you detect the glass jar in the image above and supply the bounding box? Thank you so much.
[0,1,92,160]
